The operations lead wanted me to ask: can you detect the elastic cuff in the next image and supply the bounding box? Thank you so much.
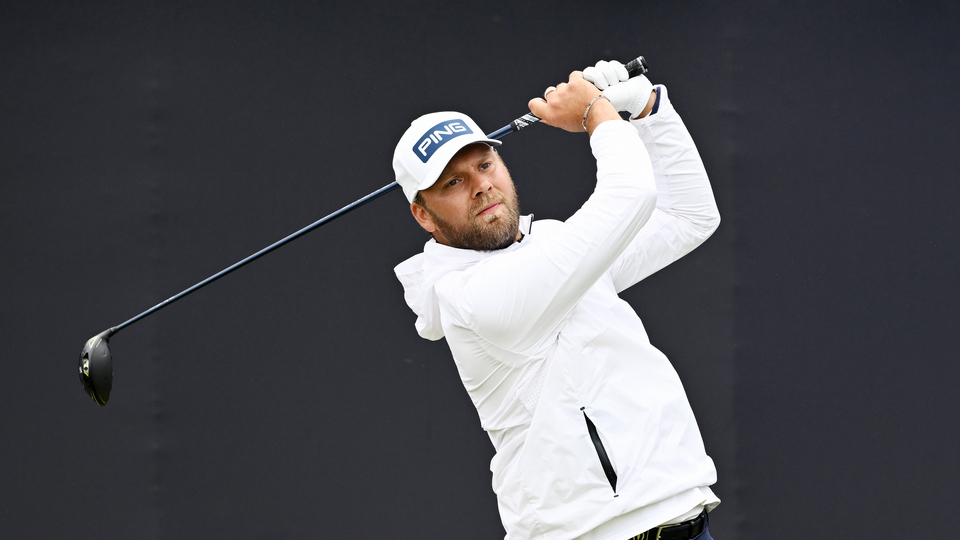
[630,85,672,125]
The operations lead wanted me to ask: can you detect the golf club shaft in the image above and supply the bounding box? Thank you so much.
[114,55,649,333]
[114,125,495,332]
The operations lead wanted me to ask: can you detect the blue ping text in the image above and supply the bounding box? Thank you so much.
[413,120,473,163]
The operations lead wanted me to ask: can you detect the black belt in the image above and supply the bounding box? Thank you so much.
[627,510,707,540]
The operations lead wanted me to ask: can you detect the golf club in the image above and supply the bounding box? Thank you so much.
[78,56,650,406]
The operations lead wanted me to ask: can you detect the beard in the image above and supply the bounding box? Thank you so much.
[426,189,521,251]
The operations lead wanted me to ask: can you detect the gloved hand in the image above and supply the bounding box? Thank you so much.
[583,59,654,119]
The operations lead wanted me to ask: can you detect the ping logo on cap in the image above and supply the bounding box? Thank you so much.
[413,120,473,163]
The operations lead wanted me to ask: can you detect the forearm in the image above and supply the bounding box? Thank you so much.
[631,86,719,230]
[609,86,720,291]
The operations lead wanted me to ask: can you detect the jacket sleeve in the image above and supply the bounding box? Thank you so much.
[606,86,721,292]
[436,120,658,356]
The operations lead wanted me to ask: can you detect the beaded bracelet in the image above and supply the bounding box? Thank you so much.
[582,94,611,132]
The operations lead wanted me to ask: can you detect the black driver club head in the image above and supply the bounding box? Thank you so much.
[79,328,117,406]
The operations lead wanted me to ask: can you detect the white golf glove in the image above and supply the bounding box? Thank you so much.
[583,59,654,119]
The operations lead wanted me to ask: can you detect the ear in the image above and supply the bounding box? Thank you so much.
[410,203,437,233]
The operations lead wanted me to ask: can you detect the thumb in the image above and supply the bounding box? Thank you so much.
[528,97,548,119]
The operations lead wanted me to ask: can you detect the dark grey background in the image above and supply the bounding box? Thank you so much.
[2,1,957,538]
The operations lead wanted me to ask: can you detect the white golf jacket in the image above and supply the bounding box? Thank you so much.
[395,87,721,540]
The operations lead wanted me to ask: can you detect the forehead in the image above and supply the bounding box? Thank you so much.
[440,143,496,174]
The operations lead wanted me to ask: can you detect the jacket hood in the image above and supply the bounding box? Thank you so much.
[394,215,533,340]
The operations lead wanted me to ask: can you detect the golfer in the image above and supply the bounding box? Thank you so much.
[393,60,721,540]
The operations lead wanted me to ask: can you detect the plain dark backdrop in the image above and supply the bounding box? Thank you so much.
[2,1,957,538]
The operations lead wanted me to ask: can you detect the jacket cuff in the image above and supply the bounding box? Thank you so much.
[589,118,637,148]
[630,85,673,126]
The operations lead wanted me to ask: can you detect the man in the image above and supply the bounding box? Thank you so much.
[393,60,721,540]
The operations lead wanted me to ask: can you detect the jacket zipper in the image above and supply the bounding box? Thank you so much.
[581,408,617,492]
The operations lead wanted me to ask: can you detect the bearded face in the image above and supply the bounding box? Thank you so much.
[411,143,522,252]
[421,185,520,251]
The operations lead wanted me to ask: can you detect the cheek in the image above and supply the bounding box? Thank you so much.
[494,176,516,199]
[428,199,471,228]
[444,193,476,214]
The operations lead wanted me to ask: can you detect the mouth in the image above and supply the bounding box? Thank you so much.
[477,202,502,216]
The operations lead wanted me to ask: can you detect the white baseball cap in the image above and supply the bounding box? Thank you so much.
[393,111,501,203]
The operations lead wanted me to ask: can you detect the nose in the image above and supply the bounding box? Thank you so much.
[471,175,494,198]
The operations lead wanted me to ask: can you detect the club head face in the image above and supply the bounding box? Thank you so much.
[79,328,116,406]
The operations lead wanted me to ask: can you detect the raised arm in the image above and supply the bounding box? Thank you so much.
[434,73,659,354]
[607,85,721,291]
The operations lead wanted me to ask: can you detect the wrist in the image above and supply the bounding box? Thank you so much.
[584,96,619,136]
[631,88,659,120]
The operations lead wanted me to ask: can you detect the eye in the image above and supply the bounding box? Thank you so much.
[480,162,491,170]
[446,178,460,187]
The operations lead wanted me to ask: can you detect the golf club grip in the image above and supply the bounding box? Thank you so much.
[488,55,649,139]
[623,56,649,78]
